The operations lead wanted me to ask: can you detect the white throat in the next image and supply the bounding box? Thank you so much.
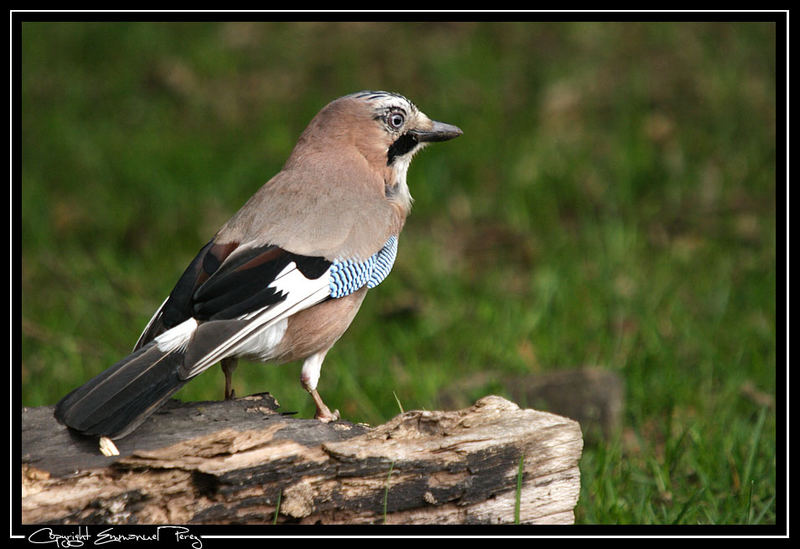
[388,143,427,214]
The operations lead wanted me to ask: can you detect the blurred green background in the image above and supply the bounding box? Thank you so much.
[20,21,778,525]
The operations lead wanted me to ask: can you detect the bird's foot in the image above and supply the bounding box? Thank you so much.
[309,388,340,422]
[314,406,340,423]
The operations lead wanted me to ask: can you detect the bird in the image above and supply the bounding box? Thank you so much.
[54,90,462,440]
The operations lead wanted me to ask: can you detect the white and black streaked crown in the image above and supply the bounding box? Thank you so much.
[352,90,415,106]
[351,90,419,119]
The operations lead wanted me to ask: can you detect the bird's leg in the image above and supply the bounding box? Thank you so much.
[300,350,340,422]
[307,387,340,422]
[221,357,238,400]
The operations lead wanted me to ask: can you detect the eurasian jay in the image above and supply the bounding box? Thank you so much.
[54,91,462,440]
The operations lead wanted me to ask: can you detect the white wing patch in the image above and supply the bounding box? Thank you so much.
[154,317,198,353]
[181,262,332,378]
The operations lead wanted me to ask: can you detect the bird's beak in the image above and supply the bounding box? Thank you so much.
[409,120,463,143]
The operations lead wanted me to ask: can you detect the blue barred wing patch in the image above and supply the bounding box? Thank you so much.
[329,235,398,298]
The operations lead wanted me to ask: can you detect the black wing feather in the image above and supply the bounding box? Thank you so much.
[137,240,333,348]
[58,239,333,439]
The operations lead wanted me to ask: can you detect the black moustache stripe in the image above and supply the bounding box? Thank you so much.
[387,133,419,166]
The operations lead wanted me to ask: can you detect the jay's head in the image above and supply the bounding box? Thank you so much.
[287,91,462,213]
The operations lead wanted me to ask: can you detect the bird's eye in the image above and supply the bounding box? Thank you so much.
[387,111,405,130]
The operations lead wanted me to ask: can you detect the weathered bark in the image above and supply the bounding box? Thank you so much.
[22,394,583,525]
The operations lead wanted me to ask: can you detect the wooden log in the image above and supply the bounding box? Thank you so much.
[22,393,583,525]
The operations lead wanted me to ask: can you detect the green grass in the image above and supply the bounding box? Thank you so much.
[273,489,281,525]
[383,460,395,525]
[515,454,524,524]
[19,20,779,525]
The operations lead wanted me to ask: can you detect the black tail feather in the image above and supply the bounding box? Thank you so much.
[54,342,188,439]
